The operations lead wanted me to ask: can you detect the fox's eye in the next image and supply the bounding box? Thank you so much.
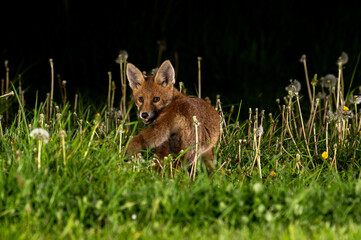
[138,97,144,103]
[153,97,160,103]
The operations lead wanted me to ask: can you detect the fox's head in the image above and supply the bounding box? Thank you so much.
[127,60,176,125]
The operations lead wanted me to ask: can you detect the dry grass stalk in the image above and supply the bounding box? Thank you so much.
[49,59,54,121]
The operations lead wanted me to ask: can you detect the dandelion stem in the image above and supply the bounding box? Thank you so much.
[119,57,127,120]
[111,81,115,110]
[238,139,243,167]
[307,99,319,143]
[354,102,358,130]
[256,130,262,179]
[197,57,202,98]
[0,91,14,99]
[119,125,124,154]
[74,93,78,114]
[37,139,42,170]
[5,60,9,124]
[267,118,276,153]
[191,116,200,181]
[285,106,301,155]
[336,60,344,110]
[0,115,3,139]
[313,123,318,157]
[295,93,315,168]
[300,55,313,107]
[60,131,67,167]
[331,144,338,173]
[49,59,54,121]
[326,122,329,154]
[248,108,252,143]
[107,72,112,133]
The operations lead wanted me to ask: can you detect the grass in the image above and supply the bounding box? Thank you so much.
[1,52,361,239]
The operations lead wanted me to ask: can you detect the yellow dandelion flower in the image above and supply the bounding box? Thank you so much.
[96,113,101,117]
[270,171,276,177]
[134,232,141,239]
[343,106,349,111]
[321,151,328,159]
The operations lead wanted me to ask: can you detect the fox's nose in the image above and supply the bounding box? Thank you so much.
[141,112,149,119]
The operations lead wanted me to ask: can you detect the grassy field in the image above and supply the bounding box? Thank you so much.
[1,52,361,239]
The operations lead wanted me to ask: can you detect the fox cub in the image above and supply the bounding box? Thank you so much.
[126,60,220,169]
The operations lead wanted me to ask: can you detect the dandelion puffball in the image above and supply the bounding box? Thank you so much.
[30,128,50,143]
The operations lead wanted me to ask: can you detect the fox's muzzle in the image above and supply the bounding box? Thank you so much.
[140,111,155,124]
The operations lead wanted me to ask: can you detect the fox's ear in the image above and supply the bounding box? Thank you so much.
[155,60,175,87]
[127,63,144,89]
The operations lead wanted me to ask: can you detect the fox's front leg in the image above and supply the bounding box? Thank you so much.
[125,123,171,156]
[126,134,146,156]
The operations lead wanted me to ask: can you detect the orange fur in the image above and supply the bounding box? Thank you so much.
[126,60,220,169]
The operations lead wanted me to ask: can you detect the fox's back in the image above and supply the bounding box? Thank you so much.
[157,96,220,149]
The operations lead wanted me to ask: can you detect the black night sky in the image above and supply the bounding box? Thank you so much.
[2,1,361,113]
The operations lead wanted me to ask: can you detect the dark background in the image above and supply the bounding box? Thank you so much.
[2,1,361,115]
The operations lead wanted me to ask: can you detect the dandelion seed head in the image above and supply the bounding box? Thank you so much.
[350,95,361,105]
[321,74,337,88]
[337,51,348,65]
[342,109,354,119]
[110,108,122,119]
[316,92,326,100]
[255,126,264,137]
[299,54,306,63]
[149,68,158,76]
[115,50,128,64]
[30,128,50,143]
[326,110,336,123]
[285,79,301,96]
